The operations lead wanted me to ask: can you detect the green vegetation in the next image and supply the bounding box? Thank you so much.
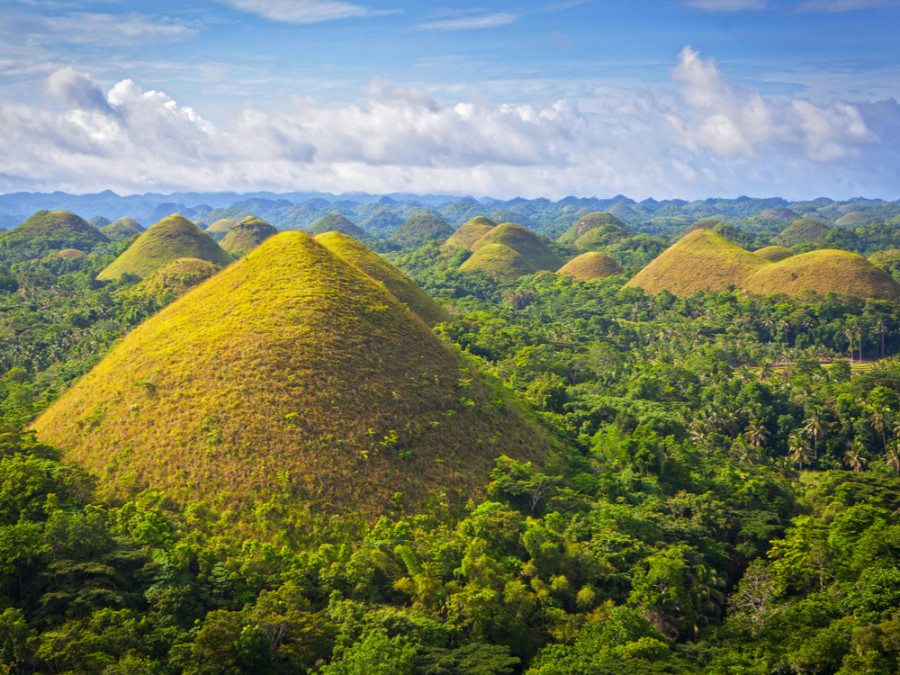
[205,217,237,239]
[389,213,454,247]
[0,210,109,258]
[558,212,630,246]
[461,242,537,282]
[100,217,143,242]
[755,245,794,262]
[471,222,563,272]
[557,251,622,280]
[220,215,278,257]
[444,216,497,251]
[97,214,232,281]
[835,210,875,227]
[774,218,831,247]
[309,213,366,238]
[131,257,222,304]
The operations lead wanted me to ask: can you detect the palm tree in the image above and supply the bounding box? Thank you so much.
[844,440,869,473]
[744,418,770,451]
[788,430,811,471]
[868,405,892,453]
[801,410,828,460]
[885,440,900,474]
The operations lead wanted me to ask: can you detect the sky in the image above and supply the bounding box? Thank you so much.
[0,0,898,200]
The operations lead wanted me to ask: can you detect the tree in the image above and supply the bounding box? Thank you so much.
[788,430,810,471]
[801,409,828,459]
[845,441,869,473]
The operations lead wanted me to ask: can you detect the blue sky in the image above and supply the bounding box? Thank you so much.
[0,0,898,199]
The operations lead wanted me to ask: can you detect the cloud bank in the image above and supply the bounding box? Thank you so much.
[0,47,896,199]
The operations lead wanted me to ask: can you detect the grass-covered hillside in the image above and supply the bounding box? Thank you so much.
[754,245,795,262]
[0,209,109,257]
[131,257,222,304]
[390,213,454,247]
[205,217,237,239]
[97,214,232,280]
[774,217,831,247]
[557,251,622,280]
[471,222,563,271]
[33,231,551,537]
[308,213,366,238]
[220,215,278,256]
[99,216,143,241]
[558,212,630,246]
[444,216,497,251]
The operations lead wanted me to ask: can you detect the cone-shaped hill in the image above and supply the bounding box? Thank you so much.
[132,257,222,304]
[557,252,622,280]
[389,213,454,247]
[97,215,232,281]
[626,229,770,296]
[460,243,536,282]
[745,250,900,301]
[32,231,551,535]
[835,211,874,227]
[220,216,278,257]
[100,217,144,242]
[205,218,237,240]
[309,213,366,238]
[471,222,563,271]
[315,231,449,326]
[559,212,630,246]
[0,210,109,254]
[444,216,497,251]
[774,218,830,247]
[754,246,794,263]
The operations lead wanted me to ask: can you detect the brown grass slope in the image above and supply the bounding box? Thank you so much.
[774,218,830,247]
[33,232,550,533]
[626,229,770,296]
[220,216,278,257]
[746,250,900,301]
[315,231,449,326]
[460,243,538,282]
[97,214,232,281]
[444,216,497,251]
[557,252,622,280]
[471,222,563,272]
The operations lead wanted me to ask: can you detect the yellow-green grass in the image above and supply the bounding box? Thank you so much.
[443,216,496,251]
[131,257,221,303]
[471,222,563,272]
[559,212,629,245]
[220,216,278,257]
[308,213,365,238]
[315,231,449,327]
[626,229,770,296]
[557,252,622,280]
[100,217,143,241]
[754,246,795,262]
[461,243,538,282]
[390,213,454,247]
[97,214,232,281]
[1,210,109,249]
[206,218,237,235]
[745,249,900,301]
[32,231,552,537]
[774,218,830,247]
[56,249,87,260]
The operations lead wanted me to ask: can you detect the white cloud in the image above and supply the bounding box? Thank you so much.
[0,55,896,200]
[684,0,767,10]
[217,0,393,24]
[0,12,196,47]
[416,12,518,31]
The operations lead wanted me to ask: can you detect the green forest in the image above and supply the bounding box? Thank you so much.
[0,205,899,675]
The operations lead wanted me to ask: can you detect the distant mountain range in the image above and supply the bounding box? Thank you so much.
[1,190,899,238]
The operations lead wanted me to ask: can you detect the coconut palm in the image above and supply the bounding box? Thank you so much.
[788,430,811,471]
[844,441,869,473]
[743,418,770,451]
[884,440,900,474]
[801,409,828,459]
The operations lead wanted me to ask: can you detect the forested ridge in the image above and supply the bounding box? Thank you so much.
[0,208,898,674]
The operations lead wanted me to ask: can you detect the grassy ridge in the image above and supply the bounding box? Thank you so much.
[390,213,454,247]
[471,222,563,271]
[0,210,109,254]
[132,257,222,303]
[558,212,628,245]
[220,216,278,256]
[100,217,143,241]
[754,245,794,262]
[315,231,449,326]
[33,231,551,535]
[557,252,622,280]
[774,218,830,247]
[626,229,770,296]
[97,214,232,280]
[460,242,537,281]
[444,216,496,251]
[309,213,366,238]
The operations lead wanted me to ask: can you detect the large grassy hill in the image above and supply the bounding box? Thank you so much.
[315,231,449,326]
[97,214,232,281]
[100,217,143,242]
[754,245,794,262]
[626,229,770,296]
[0,210,109,255]
[220,216,278,257]
[774,218,830,247]
[459,242,537,282]
[32,231,551,538]
[131,257,222,304]
[444,216,496,251]
[558,212,629,246]
[309,213,366,238]
[471,222,563,271]
[389,213,454,247]
[557,252,622,280]
[745,250,900,301]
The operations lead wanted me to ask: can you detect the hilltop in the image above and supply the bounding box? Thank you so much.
[460,242,537,282]
[746,249,900,301]
[557,252,622,280]
[754,245,794,262]
[97,214,232,280]
[558,212,630,246]
[315,231,449,326]
[0,210,109,255]
[220,216,278,256]
[308,213,366,238]
[774,218,830,247]
[205,218,237,240]
[471,222,563,271]
[444,216,496,251]
[389,213,454,247]
[32,231,551,537]
[626,229,769,296]
[131,257,222,304]
[100,217,143,241]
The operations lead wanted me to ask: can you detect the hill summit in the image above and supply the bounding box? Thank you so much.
[33,231,550,537]
[220,216,278,256]
[309,213,366,238]
[97,214,232,281]
[0,210,109,254]
[460,222,564,281]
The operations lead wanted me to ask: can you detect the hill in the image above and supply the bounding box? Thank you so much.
[389,213,454,247]
[460,243,537,282]
[315,231,449,326]
[471,222,563,272]
[835,210,875,227]
[444,216,496,251]
[746,249,900,301]
[100,217,144,241]
[868,249,900,274]
[760,206,800,221]
[559,212,629,245]
[557,252,622,280]
[754,246,795,262]
[32,231,551,536]
[308,213,366,238]
[0,210,109,255]
[205,218,237,240]
[96,214,232,281]
[131,257,222,304]
[220,216,278,257]
[774,218,830,247]
[625,229,770,296]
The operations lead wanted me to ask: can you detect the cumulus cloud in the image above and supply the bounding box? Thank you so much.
[0,52,897,199]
